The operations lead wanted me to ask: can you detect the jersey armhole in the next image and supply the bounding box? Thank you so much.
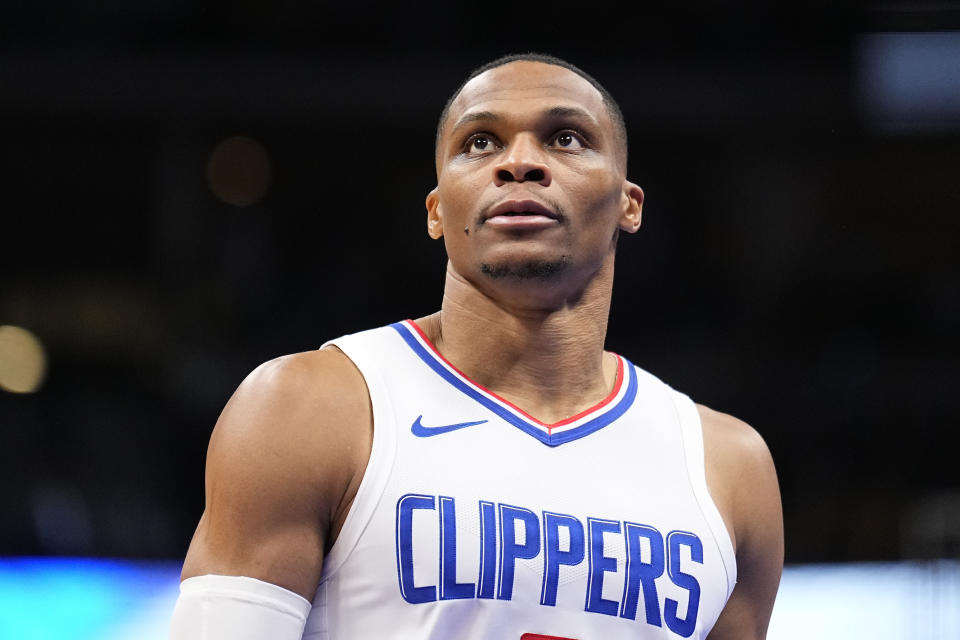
[316,335,398,582]
[670,390,738,598]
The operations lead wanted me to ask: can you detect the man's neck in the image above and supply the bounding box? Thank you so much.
[415,260,618,424]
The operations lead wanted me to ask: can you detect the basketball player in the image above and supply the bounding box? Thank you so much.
[169,53,783,639]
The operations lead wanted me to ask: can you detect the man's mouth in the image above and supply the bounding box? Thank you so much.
[483,199,562,228]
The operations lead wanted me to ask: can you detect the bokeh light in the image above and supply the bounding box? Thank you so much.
[0,325,47,393]
[206,135,272,207]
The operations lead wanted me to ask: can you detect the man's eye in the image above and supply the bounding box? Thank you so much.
[467,135,496,153]
[552,131,584,149]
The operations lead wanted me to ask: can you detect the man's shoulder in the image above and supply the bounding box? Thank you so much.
[695,403,771,461]
[695,403,780,553]
[239,346,366,408]
[695,403,776,501]
[206,346,371,469]
[694,407,783,638]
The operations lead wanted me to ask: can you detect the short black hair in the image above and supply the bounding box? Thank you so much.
[435,53,628,164]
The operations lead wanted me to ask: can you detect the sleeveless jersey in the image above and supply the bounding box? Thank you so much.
[302,321,736,640]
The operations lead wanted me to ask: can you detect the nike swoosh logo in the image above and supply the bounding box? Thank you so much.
[411,415,488,437]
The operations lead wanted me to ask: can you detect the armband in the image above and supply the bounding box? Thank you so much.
[168,574,311,640]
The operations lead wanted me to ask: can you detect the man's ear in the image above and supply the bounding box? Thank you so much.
[618,181,643,233]
[425,187,444,239]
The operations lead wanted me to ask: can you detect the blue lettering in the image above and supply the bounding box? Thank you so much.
[439,496,474,600]
[620,522,665,626]
[585,517,621,616]
[540,512,585,606]
[664,530,703,638]
[477,500,497,599]
[497,504,540,600]
[395,494,437,604]
[395,493,706,634]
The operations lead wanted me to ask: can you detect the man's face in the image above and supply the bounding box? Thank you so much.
[427,61,642,302]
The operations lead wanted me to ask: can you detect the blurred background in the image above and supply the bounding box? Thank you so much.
[1,1,958,637]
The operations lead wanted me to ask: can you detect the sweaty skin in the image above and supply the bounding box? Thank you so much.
[180,60,783,639]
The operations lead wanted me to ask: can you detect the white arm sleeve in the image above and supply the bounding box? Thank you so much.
[168,575,312,640]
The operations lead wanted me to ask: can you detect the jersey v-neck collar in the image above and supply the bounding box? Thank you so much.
[390,320,638,447]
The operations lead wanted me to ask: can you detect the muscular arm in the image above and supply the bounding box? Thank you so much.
[179,347,372,600]
[699,405,784,640]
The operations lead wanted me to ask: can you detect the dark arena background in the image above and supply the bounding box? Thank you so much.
[1,3,959,637]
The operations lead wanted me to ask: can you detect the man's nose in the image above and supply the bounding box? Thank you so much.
[492,135,552,186]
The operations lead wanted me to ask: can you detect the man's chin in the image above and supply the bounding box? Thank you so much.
[479,257,570,281]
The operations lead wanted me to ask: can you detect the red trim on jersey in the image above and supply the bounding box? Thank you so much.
[405,319,624,432]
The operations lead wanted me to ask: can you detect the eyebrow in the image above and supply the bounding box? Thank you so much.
[448,105,601,139]
[543,105,598,125]
[448,110,501,137]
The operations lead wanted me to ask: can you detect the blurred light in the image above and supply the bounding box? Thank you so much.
[0,558,181,640]
[858,31,960,132]
[769,561,960,639]
[0,324,47,393]
[1,559,958,639]
[206,135,272,206]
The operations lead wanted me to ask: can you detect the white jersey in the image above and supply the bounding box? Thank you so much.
[303,321,736,640]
